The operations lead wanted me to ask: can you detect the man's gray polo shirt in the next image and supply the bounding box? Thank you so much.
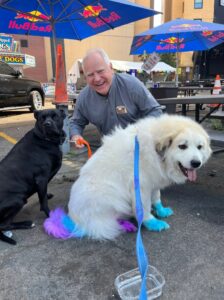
[70,73,162,137]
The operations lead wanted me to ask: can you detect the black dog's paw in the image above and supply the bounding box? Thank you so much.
[11,221,35,229]
[47,193,54,200]
[0,231,17,245]
[40,206,50,217]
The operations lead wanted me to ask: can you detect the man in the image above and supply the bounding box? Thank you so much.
[69,48,172,227]
[70,48,162,148]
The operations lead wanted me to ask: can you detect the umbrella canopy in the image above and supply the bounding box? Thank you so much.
[130,18,224,85]
[130,18,224,54]
[0,0,159,41]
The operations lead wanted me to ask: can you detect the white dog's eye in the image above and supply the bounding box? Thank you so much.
[197,145,202,150]
[178,144,187,150]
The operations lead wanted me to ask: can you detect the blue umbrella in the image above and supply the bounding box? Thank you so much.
[130,18,224,54]
[0,0,159,42]
[130,18,224,85]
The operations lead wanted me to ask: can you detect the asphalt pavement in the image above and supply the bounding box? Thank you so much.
[0,114,224,299]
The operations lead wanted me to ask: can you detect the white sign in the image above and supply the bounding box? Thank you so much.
[220,0,224,6]
[25,54,36,67]
[141,52,160,73]
[42,83,77,97]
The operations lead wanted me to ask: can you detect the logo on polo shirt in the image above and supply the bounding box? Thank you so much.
[116,106,127,114]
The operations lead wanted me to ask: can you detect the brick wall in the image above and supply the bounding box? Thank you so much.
[13,35,48,83]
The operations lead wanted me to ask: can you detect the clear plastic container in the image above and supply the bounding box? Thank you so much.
[114,265,165,300]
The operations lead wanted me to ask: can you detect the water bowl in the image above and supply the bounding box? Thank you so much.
[114,265,165,300]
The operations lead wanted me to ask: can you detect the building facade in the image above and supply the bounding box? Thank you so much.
[162,0,224,81]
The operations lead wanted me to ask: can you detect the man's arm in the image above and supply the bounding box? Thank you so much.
[70,97,89,148]
[131,77,163,117]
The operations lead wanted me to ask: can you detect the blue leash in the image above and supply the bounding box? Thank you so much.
[134,136,149,300]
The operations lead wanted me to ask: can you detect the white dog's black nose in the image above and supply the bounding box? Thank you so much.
[191,160,201,168]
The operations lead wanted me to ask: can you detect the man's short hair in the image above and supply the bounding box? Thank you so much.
[82,48,110,73]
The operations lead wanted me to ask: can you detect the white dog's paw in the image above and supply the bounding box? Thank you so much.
[153,201,173,218]
[143,217,170,232]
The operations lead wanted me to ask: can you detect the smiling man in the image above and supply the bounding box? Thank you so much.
[70,48,162,148]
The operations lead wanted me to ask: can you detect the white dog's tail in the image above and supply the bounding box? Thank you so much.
[43,208,86,239]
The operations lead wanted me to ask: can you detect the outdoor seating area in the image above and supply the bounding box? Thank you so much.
[1,1,224,300]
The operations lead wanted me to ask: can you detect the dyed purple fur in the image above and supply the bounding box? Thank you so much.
[43,207,71,239]
[117,219,137,233]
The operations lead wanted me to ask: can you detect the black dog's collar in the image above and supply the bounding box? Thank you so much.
[33,128,66,145]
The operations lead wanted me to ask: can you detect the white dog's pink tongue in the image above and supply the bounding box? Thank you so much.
[187,169,197,182]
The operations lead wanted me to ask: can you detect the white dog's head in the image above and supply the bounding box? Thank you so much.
[154,115,212,184]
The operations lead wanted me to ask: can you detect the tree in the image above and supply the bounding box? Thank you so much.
[159,53,176,67]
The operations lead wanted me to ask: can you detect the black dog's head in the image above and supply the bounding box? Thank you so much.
[34,109,66,144]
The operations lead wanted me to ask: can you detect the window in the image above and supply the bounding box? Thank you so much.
[194,0,203,9]
[20,39,28,48]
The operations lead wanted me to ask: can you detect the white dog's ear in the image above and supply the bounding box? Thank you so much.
[156,138,172,159]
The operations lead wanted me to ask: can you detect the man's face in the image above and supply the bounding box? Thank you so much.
[83,52,114,95]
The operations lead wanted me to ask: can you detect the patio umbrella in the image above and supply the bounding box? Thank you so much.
[130,18,224,85]
[0,0,159,54]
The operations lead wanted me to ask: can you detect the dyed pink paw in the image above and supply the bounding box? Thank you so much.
[118,219,137,233]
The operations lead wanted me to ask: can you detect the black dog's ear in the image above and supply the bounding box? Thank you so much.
[34,110,40,120]
[59,109,66,120]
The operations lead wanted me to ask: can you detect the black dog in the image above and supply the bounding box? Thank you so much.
[0,109,66,245]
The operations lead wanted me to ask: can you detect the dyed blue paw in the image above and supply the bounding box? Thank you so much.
[143,218,170,232]
[153,202,173,218]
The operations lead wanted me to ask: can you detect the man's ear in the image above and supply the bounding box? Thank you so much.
[109,62,114,72]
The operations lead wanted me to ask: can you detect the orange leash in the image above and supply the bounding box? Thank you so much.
[76,137,92,158]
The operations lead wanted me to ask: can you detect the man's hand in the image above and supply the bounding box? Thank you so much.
[70,135,85,148]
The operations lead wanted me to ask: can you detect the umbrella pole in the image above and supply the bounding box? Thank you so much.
[51,22,57,70]
[175,51,179,87]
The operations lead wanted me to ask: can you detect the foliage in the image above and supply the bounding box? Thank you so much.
[210,119,224,131]
[159,53,176,67]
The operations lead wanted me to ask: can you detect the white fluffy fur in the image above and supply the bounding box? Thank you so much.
[68,114,212,240]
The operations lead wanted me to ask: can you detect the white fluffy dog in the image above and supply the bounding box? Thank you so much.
[65,114,211,240]
[44,114,212,241]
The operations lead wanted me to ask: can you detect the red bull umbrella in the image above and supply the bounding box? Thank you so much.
[130,18,224,85]
[0,0,159,41]
[130,18,224,54]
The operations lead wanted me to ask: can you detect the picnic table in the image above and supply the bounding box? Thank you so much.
[178,86,213,96]
[157,94,224,123]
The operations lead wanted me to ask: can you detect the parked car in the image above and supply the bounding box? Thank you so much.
[0,61,45,111]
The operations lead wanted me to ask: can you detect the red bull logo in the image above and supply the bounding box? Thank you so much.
[206,31,224,43]
[156,43,186,51]
[8,10,51,33]
[79,3,121,29]
[201,30,213,37]
[133,36,152,49]
[15,10,50,22]
[160,37,184,44]
[80,4,106,18]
